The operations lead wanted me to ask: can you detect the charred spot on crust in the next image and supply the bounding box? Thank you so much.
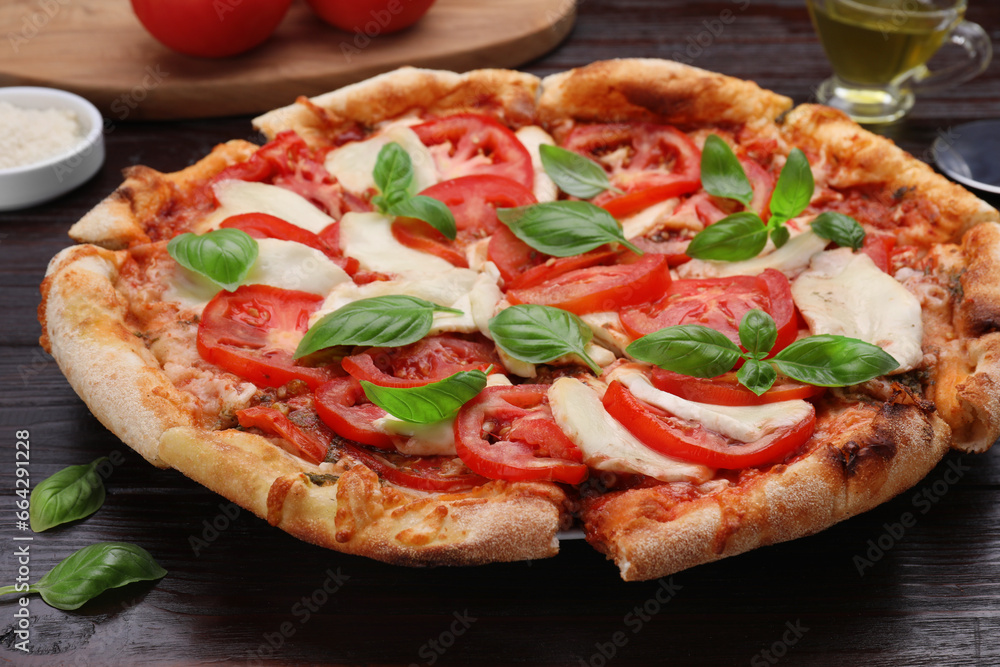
[305,473,341,486]
[618,82,694,120]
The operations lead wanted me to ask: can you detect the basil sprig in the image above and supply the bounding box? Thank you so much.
[0,542,166,610]
[539,144,624,199]
[371,142,456,239]
[362,369,489,424]
[295,295,462,359]
[167,228,258,292]
[488,304,602,375]
[30,458,108,532]
[627,309,899,395]
[686,136,866,261]
[496,201,642,257]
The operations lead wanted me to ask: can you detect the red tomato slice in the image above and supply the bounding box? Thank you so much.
[860,231,897,273]
[197,285,336,389]
[623,231,697,268]
[563,123,702,218]
[619,268,797,354]
[412,114,534,190]
[391,175,537,267]
[343,444,488,493]
[650,368,826,406]
[342,336,501,388]
[487,225,620,289]
[314,377,394,449]
[602,380,816,469]
[454,384,588,484]
[237,405,330,464]
[506,253,672,316]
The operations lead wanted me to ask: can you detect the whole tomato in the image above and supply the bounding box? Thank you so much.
[306,0,437,34]
[131,0,293,58]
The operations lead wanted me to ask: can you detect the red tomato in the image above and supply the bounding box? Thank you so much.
[342,336,501,388]
[237,406,331,464]
[860,231,897,273]
[650,369,826,406]
[563,123,702,218]
[343,445,488,492]
[391,175,536,266]
[619,268,797,354]
[602,380,816,469]
[623,232,697,268]
[197,285,336,389]
[412,114,534,190]
[506,253,672,316]
[130,0,292,58]
[454,385,588,484]
[220,212,359,275]
[487,225,620,289]
[670,157,774,226]
[314,377,394,449]
[306,0,436,34]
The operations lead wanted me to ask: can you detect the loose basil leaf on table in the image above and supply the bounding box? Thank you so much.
[295,295,463,358]
[167,228,258,292]
[29,457,108,532]
[488,304,603,375]
[810,211,866,250]
[538,144,622,199]
[496,201,642,257]
[700,134,754,206]
[361,369,489,424]
[372,142,456,239]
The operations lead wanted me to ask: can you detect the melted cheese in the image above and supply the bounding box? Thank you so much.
[325,125,439,196]
[791,248,923,373]
[338,212,455,275]
[621,198,682,240]
[196,180,334,234]
[677,228,828,279]
[375,417,457,456]
[514,125,558,203]
[581,311,631,357]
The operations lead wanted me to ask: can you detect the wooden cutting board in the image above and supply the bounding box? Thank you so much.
[0,0,575,120]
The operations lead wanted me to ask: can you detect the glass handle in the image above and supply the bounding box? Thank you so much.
[912,20,992,93]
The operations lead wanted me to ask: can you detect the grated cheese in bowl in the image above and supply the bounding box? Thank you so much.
[0,101,84,170]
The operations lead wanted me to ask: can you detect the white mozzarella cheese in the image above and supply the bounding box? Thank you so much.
[514,125,559,203]
[620,198,682,240]
[375,416,457,456]
[677,228,828,279]
[195,180,335,234]
[338,212,455,275]
[610,369,813,443]
[791,248,923,373]
[581,311,631,357]
[325,125,438,196]
[547,377,714,483]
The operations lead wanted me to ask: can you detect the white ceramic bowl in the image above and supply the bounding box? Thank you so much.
[0,87,105,211]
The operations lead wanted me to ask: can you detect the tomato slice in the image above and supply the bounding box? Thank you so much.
[342,335,501,388]
[650,368,826,406]
[197,285,336,389]
[563,123,702,218]
[487,225,620,289]
[454,384,588,484]
[314,377,394,449]
[391,175,537,267]
[619,268,797,353]
[412,114,534,190]
[860,231,897,273]
[623,231,697,268]
[506,253,672,316]
[602,380,816,469]
[343,444,488,492]
[237,405,331,464]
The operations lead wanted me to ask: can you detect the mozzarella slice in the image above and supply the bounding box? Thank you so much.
[514,125,558,203]
[375,416,457,456]
[791,248,923,373]
[194,180,335,234]
[677,228,828,279]
[338,212,455,275]
[547,377,714,483]
[581,311,631,357]
[325,125,438,196]
[621,198,682,240]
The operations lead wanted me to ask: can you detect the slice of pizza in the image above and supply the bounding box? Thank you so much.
[39,60,1000,580]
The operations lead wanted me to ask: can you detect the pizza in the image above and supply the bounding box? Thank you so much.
[39,59,1000,581]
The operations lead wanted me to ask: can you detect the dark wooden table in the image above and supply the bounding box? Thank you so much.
[3,1,1000,665]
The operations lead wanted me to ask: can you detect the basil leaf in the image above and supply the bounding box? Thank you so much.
[685,211,768,261]
[737,358,778,396]
[167,228,258,292]
[811,211,866,250]
[539,144,619,199]
[389,195,457,240]
[739,309,777,360]
[770,224,790,249]
[27,542,166,610]
[295,296,463,358]
[361,370,488,424]
[700,134,753,206]
[30,458,108,532]
[627,325,742,378]
[496,201,642,258]
[769,148,814,223]
[373,142,414,201]
[773,335,900,387]
[488,304,602,375]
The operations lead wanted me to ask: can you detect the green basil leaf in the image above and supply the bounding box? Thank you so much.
[29,458,108,532]
[295,295,462,358]
[488,304,602,375]
[626,325,742,378]
[773,334,900,387]
[539,144,620,199]
[389,195,457,240]
[685,211,768,261]
[496,201,642,258]
[737,358,778,396]
[167,228,258,292]
[770,224,790,249]
[373,142,414,202]
[739,309,777,360]
[361,369,488,424]
[700,134,754,206]
[769,148,814,223]
[810,211,866,250]
[27,542,166,610]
